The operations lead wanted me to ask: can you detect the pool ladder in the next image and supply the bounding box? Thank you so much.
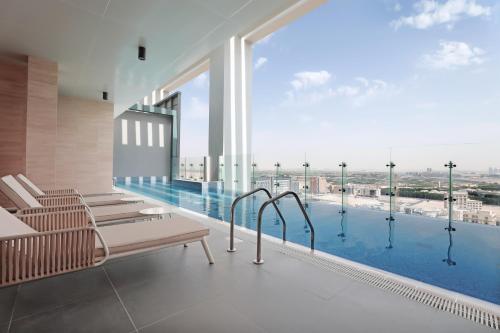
[228,189,315,264]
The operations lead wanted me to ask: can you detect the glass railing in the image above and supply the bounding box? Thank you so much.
[216,143,498,227]
[178,156,206,181]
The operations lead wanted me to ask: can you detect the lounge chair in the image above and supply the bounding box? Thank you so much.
[0,175,161,224]
[16,174,141,207]
[0,206,213,287]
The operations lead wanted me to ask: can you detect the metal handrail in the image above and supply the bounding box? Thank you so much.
[254,191,314,264]
[228,188,286,252]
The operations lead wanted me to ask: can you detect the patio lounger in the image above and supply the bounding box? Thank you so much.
[0,207,213,287]
[15,174,140,207]
[16,173,123,197]
[0,175,160,224]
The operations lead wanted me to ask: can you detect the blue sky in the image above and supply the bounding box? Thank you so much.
[180,0,500,171]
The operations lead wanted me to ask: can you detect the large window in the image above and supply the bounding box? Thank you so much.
[177,71,209,158]
[159,123,165,147]
[147,122,153,147]
[121,119,128,145]
[135,121,141,146]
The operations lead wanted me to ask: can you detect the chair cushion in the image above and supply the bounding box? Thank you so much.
[95,214,209,257]
[0,175,42,209]
[16,174,45,196]
[84,195,138,206]
[0,207,37,238]
[91,203,159,222]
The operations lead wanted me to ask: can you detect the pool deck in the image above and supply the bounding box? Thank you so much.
[1,199,497,332]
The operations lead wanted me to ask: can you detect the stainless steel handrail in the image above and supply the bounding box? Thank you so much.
[228,188,286,252]
[254,191,314,264]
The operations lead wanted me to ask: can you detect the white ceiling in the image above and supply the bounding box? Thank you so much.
[0,0,299,114]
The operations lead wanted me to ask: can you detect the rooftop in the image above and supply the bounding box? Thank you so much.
[1,199,496,332]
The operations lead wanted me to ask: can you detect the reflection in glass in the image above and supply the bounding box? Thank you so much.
[251,160,257,190]
[385,162,396,249]
[338,162,347,214]
[444,161,457,232]
[303,160,310,208]
[274,162,281,197]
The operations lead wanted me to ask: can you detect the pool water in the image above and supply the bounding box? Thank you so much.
[116,179,500,304]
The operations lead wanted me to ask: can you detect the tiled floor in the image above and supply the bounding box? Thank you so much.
[0,216,495,333]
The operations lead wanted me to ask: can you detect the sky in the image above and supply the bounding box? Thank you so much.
[179,0,500,172]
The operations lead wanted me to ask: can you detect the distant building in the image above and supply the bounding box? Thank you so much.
[309,176,330,194]
[463,210,497,226]
[353,185,381,198]
[452,191,468,209]
[465,199,482,211]
[444,191,483,212]
[488,167,500,175]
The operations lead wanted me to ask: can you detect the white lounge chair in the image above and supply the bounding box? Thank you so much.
[0,175,161,224]
[0,206,213,287]
[16,174,141,207]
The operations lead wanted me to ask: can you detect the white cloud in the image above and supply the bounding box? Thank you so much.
[391,0,491,30]
[394,2,402,12]
[254,57,268,70]
[283,74,395,108]
[422,40,485,69]
[335,85,360,97]
[185,97,209,120]
[193,72,209,88]
[290,70,332,90]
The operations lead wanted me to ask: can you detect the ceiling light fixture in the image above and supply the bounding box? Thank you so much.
[138,45,146,61]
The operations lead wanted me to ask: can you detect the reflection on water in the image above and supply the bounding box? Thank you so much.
[337,211,347,242]
[443,229,457,266]
[115,179,500,304]
[386,219,395,249]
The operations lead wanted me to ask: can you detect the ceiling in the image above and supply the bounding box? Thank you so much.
[0,0,299,115]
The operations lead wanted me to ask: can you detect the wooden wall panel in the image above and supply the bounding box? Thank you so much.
[26,57,58,189]
[0,56,28,207]
[56,96,113,194]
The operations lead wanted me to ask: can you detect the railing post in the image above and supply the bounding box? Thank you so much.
[254,191,315,265]
[228,188,287,253]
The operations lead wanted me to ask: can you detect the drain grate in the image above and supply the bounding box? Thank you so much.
[275,244,499,331]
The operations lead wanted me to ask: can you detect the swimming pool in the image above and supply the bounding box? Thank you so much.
[116,179,500,305]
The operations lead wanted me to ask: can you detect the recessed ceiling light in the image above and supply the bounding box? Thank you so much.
[138,46,146,61]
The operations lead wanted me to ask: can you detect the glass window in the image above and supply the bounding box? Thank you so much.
[121,119,128,145]
[159,123,165,147]
[135,121,141,146]
[147,122,153,147]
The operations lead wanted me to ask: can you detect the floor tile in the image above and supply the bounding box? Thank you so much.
[0,286,17,325]
[116,269,223,328]
[13,267,113,320]
[9,293,135,333]
[139,297,267,333]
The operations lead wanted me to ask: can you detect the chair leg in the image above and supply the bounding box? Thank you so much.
[201,237,215,264]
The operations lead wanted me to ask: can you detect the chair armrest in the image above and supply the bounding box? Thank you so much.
[42,188,78,195]
[0,227,97,287]
[18,204,88,215]
[37,196,82,207]
[17,209,89,232]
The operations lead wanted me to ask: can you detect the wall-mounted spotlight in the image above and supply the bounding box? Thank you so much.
[138,45,146,61]
[102,91,108,100]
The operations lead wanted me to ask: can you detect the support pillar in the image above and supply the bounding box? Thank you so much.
[208,35,252,192]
